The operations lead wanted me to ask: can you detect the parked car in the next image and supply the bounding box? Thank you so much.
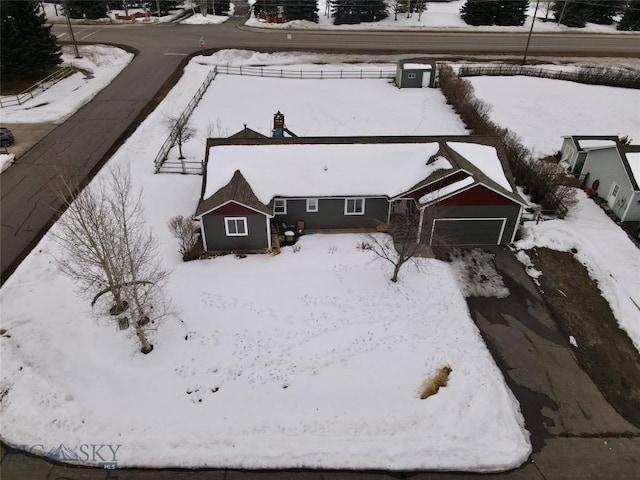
[1,127,15,147]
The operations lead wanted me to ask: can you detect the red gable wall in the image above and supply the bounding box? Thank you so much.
[436,185,515,206]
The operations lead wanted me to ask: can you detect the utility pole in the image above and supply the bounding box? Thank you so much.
[156,0,162,19]
[61,0,81,58]
[523,0,540,65]
[557,0,569,25]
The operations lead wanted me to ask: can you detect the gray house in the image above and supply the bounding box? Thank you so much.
[194,136,526,254]
[580,144,640,222]
[560,135,621,174]
[396,59,437,88]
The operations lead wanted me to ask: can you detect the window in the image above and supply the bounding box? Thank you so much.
[274,199,287,214]
[306,198,318,212]
[611,183,620,197]
[408,73,416,79]
[345,198,365,215]
[225,217,248,236]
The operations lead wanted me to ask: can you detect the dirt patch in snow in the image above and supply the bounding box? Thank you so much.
[530,247,640,428]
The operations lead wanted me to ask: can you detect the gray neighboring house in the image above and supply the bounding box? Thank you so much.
[396,59,437,88]
[580,144,640,222]
[560,135,621,174]
[194,135,527,254]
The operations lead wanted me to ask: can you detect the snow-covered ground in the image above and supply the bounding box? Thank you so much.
[246,0,634,33]
[42,0,214,24]
[0,50,531,470]
[467,75,640,157]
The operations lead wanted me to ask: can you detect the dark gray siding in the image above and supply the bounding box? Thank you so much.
[575,152,588,174]
[422,205,521,245]
[274,198,389,229]
[202,213,269,251]
[400,70,424,88]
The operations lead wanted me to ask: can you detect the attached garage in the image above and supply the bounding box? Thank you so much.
[430,218,507,246]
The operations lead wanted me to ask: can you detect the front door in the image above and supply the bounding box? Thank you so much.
[607,182,620,209]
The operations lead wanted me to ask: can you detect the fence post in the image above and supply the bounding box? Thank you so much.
[281,69,283,78]
[261,67,263,77]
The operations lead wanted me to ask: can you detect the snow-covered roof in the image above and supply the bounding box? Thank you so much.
[447,142,513,192]
[403,63,433,70]
[576,139,618,150]
[625,151,640,186]
[419,177,474,204]
[205,143,450,204]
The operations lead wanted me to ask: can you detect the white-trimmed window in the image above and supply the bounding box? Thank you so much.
[225,217,248,237]
[306,198,318,212]
[345,198,365,215]
[408,73,416,79]
[274,199,287,214]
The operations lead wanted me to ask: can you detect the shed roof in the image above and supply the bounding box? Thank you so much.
[563,135,621,151]
[195,170,273,217]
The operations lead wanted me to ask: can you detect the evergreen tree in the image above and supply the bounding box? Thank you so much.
[552,0,592,27]
[253,0,282,17]
[494,0,529,26]
[1,0,62,83]
[618,0,640,30]
[361,0,388,22]
[284,0,319,22]
[208,0,232,15]
[587,0,625,25]
[332,0,361,24]
[460,0,498,25]
[64,0,109,19]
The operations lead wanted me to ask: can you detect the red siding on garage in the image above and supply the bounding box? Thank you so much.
[436,185,515,206]
[400,171,471,200]
[209,201,262,216]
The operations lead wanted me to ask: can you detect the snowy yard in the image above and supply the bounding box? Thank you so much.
[467,75,640,157]
[2,48,640,469]
[0,234,530,469]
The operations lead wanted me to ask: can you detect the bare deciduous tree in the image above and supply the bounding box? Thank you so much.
[361,215,424,283]
[108,164,170,354]
[50,173,128,314]
[168,215,200,261]
[164,114,196,160]
[50,165,171,354]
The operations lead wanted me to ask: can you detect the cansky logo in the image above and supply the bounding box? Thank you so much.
[25,443,121,469]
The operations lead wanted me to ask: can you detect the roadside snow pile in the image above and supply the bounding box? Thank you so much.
[0,154,16,173]
[516,191,640,352]
[514,250,542,283]
[180,13,231,24]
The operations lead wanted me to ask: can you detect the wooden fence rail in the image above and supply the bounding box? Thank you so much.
[0,67,77,108]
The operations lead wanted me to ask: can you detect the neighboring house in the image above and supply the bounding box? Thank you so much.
[194,135,526,254]
[396,59,437,88]
[581,144,640,222]
[560,135,621,174]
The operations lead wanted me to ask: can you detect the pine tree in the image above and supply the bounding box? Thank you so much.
[618,0,640,30]
[284,0,319,22]
[361,0,388,22]
[587,0,624,25]
[64,0,108,19]
[552,0,592,28]
[460,0,498,25]
[0,0,62,83]
[213,0,231,15]
[332,0,361,24]
[253,0,282,17]
[494,0,529,26]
